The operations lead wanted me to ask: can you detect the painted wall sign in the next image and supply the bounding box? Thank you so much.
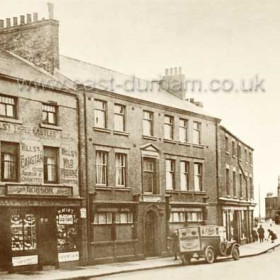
[58,251,79,263]
[60,146,78,186]
[7,185,72,197]
[12,255,38,266]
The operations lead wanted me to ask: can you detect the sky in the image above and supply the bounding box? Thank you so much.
[1,0,280,216]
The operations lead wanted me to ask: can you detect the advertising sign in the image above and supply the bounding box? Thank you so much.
[178,227,200,252]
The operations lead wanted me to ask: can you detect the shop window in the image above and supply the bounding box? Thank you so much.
[194,163,203,191]
[42,104,57,125]
[11,213,37,251]
[114,104,125,132]
[94,100,107,128]
[142,157,157,194]
[0,94,16,118]
[180,161,189,191]
[1,142,18,182]
[92,211,134,242]
[115,153,126,187]
[179,118,188,143]
[165,159,175,190]
[44,146,58,183]
[143,111,153,136]
[56,208,79,251]
[193,122,201,145]
[96,151,108,186]
[169,211,202,223]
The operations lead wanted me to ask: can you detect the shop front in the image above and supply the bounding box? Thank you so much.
[221,205,254,244]
[0,185,82,272]
[89,201,139,264]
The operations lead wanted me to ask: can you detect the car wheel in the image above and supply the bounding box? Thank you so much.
[232,246,240,261]
[205,246,215,264]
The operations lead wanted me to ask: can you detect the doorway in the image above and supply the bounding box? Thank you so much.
[38,210,57,268]
[144,210,157,257]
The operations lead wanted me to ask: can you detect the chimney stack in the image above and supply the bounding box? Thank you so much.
[160,66,186,100]
[0,4,59,73]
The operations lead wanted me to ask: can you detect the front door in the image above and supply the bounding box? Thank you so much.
[145,211,157,257]
[38,210,57,267]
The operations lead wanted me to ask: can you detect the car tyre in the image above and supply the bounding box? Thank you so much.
[232,246,240,261]
[205,246,215,264]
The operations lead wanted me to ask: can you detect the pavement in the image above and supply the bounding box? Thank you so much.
[1,222,280,280]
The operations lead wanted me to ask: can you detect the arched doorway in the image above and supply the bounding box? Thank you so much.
[144,210,157,257]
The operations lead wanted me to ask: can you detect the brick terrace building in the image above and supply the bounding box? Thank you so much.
[0,14,82,271]
[265,177,280,221]
[217,126,255,244]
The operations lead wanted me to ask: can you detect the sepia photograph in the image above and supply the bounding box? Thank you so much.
[0,0,279,279]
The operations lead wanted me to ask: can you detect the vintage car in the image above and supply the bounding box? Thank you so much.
[177,225,240,264]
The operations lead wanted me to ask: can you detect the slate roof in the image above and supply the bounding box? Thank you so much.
[57,55,219,120]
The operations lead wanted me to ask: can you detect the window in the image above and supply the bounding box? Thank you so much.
[225,135,229,152]
[1,142,18,182]
[11,212,37,251]
[0,95,16,118]
[143,158,156,193]
[169,211,203,223]
[179,118,188,142]
[115,153,126,187]
[143,111,153,136]
[250,177,253,199]
[180,161,189,191]
[232,141,236,156]
[44,147,58,183]
[239,173,243,197]
[233,171,236,197]
[194,163,202,191]
[238,144,241,159]
[164,115,174,140]
[249,152,252,164]
[165,159,175,190]
[42,104,57,125]
[93,210,134,242]
[96,151,108,186]
[245,149,248,162]
[94,100,107,128]
[193,122,201,144]
[245,176,248,199]
[226,168,230,195]
[114,104,125,131]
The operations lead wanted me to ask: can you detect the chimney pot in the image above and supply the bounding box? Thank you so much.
[6,18,11,28]
[179,67,182,74]
[13,17,18,26]
[165,68,168,75]
[27,14,32,23]
[48,2,54,19]
[170,68,173,75]
[20,15,25,25]
[0,20,4,29]
[33,13,38,22]
[190,98,195,102]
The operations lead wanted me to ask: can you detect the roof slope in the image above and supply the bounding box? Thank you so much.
[0,48,69,90]
[58,55,218,119]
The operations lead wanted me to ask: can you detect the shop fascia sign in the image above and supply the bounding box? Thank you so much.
[6,185,72,197]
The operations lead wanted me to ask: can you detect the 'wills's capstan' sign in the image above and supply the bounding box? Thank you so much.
[7,185,72,197]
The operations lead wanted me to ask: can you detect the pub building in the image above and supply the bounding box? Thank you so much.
[0,12,83,270]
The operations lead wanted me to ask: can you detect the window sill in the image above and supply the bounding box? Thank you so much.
[0,117,22,125]
[193,191,206,195]
[93,127,111,134]
[179,142,191,147]
[40,123,62,131]
[113,130,129,137]
[142,135,157,141]
[226,151,230,155]
[163,139,177,144]
[192,144,204,149]
[166,190,180,194]
[95,186,113,191]
[115,187,131,192]
[232,155,236,159]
